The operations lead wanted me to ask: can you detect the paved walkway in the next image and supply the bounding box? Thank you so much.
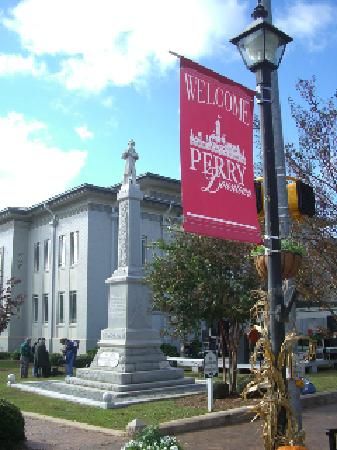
[178,403,337,450]
[22,403,337,450]
[23,415,127,450]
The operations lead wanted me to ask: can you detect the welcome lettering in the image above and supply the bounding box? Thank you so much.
[184,73,250,126]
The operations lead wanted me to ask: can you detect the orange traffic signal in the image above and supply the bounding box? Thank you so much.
[254,178,315,219]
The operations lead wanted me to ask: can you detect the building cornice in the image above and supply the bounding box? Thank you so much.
[0,174,182,225]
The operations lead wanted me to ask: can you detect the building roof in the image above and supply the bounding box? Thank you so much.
[0,173,181,224]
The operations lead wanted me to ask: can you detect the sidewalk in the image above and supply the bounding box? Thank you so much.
[22,402,337,450]
[23,414,127,449]
[177,402,337,450]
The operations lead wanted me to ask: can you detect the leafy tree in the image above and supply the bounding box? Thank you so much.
[254,79,337,301]
[286,77,336,222]
[146,229,258,393]
[0,278,24,334]
[285,78,337,301]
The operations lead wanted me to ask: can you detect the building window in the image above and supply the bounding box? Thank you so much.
[34,242,40,271]
[43,294,49,323]
[70,231,79,265]
[57,292,64,324]
[58,235,66,267]
[69,291,77,323]
[44,239,51,271]
[141,235,147,265]
[33,295,38,322]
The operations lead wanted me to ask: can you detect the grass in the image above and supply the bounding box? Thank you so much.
[0,360,20,368]
[306,368,337,392]
[0,361,207,430]
[1,361,336,430]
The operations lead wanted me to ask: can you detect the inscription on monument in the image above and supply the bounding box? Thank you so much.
[102,330,126,340]
[97,352,119,368]
[109,296,126,318]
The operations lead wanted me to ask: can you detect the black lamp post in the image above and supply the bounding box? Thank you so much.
[231,2,292,360]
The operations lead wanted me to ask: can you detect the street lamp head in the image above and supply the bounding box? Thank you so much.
[230,2,292,73]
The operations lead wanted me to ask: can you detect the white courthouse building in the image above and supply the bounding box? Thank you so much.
[1,168,335,356]
[0,172,181,353]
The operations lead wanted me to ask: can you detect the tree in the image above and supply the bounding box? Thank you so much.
[285,78,337,301]
[0,279,24,334]
[286,77,336,222]
[146,229,258,393]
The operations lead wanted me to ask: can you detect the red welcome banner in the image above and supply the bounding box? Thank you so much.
[180,57,261,244]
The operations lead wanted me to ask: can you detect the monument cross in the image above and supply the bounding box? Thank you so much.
[122,139,139,185]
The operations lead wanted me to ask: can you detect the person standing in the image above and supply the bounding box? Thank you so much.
[35,338,49,377]
[64,339,75,376]
[31,340,38,376]
[40,338,50,377]
[33,338,41,376]
[20,338,32,378]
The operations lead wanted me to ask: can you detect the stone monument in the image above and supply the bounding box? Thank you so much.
[13,141,203,407]
[22,140,202,407]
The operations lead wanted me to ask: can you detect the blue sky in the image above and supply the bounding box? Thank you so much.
[0,0,336,210]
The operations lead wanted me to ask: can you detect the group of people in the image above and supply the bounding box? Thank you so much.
[19,337,79,378]
[20,337,51,378]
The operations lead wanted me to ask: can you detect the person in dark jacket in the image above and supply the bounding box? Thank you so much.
[64,339,76,376]
[32,340,38,376]
[35,338,49,377]
[20,338,32,378]
[33,338,41,376]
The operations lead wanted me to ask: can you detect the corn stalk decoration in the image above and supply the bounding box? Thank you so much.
[243,292,306,450]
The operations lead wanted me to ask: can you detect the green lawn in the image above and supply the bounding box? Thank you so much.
[0,361,206,429]
[1,361,336,430]
[307,368,337,392]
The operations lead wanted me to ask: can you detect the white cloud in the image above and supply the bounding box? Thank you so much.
[0,53,46,76]
[2,0,248,92]
[101,96,114,109]
[75,125,94,140]
[0,112,87,209]
[276,2,336,51]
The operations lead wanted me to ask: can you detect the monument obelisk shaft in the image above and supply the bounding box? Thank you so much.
[78,140,179,378]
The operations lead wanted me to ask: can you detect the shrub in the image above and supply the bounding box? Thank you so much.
[11,350,21,361]
[49,353,64,367]
[86,347,98,360]
[186,339,202,358]
[74,355,93,368]
[122,426,184,450]
[251,239,306,257]
[237,374,254,394]
[160,343,179,357]
[0,352,10,360]
[0,398,25,447]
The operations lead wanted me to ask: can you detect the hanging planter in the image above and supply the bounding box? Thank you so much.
[251,240,305,280]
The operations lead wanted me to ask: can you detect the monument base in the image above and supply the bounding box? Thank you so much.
[12,376,205,409]
[49,336,205,407]
[12,335,205,408]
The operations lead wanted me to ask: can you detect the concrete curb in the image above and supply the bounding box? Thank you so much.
[301,390,337,409]
[160,390,337,435]
[159,406,255,434]
[23,390,337,437]
[22,411,126,436]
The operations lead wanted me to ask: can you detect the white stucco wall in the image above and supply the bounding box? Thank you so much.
[86,204,117,351]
